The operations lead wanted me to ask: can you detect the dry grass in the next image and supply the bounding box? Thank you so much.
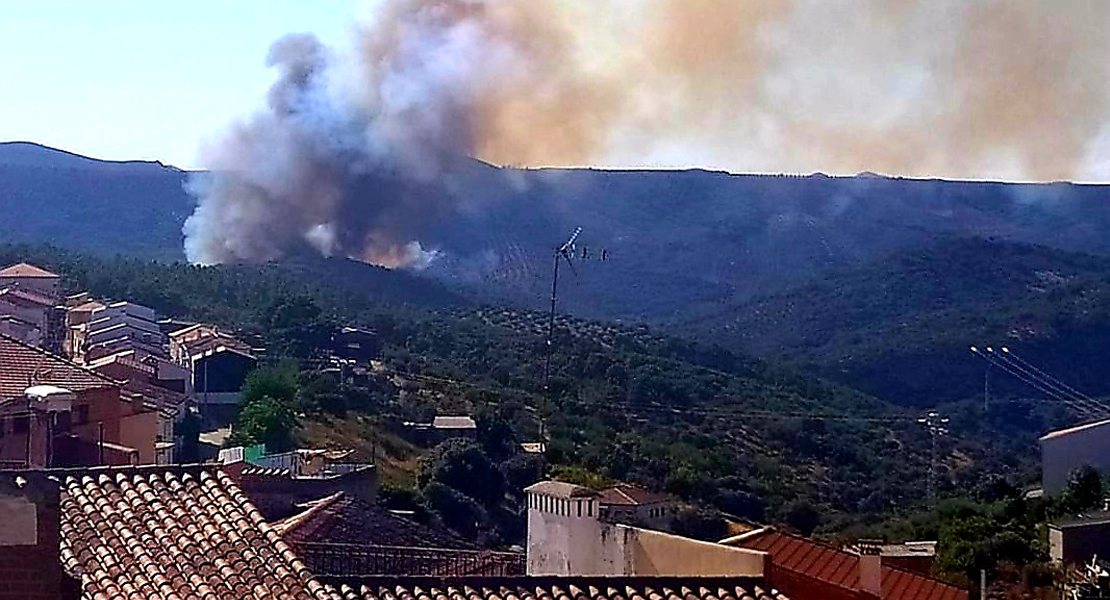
[297,413,425,485]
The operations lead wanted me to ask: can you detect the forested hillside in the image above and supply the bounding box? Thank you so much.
[690,238,1110,406]
[9,142,1110,325]
[3,244,1081,538]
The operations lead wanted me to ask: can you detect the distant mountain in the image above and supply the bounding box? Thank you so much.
[0,141,175,171]
[425,169,1110,322]
[5,142,1110,324]
[0,142,192,260]
[700,238,1110,405]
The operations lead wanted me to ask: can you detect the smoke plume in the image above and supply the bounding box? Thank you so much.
[185,0,1110,267]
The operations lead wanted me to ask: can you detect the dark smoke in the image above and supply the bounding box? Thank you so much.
[186,0,1110,268]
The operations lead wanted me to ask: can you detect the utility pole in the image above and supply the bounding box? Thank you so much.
[984,362,991,412]
[917,410,949,508]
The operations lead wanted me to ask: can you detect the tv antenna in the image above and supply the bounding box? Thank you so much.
[539,227,609,445]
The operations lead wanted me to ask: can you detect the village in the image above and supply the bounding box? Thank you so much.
[0,259,987,600]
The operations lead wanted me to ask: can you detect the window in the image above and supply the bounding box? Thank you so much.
[13,415,29,434]
[75,404,90,425]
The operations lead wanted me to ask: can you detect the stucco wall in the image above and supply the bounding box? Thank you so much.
[627,527,765,576]
[1049,522,1110,565]
[1042,421,1110,495]
[526,489,765,578]
[118,410,158,464]
[528,500,622,575]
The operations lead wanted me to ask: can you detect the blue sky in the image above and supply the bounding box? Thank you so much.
[0,1,359,168]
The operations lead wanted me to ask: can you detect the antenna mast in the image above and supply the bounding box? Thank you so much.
[917,410,949,508]
[540,227,582,444]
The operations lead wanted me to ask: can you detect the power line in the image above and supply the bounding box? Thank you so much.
[1000,347,1110,413]
[969,346,1104,419]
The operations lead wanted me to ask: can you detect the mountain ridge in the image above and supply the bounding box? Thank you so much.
[5,142,1110,324]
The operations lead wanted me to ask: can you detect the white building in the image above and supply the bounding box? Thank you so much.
[1041,418,1110,495]
[82,301,166,361]
[524,480,767,577]
[0,263,61,301]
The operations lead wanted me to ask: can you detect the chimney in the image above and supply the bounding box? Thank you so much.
[524,480,604,575]
[0,471,80,599]
[858,541,883,599]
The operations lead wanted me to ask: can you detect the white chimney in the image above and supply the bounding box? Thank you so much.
[524,481,607,575]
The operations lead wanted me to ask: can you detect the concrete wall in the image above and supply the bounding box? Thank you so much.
[1042,420,1110,495]
[0,472,80,599]
[526,487,765,578]
[1049,521,1110,565]
[0,275,59,301]
[118,410,158,464]
[0,410,51,468]
[527,494,616,575]
[0,298,49,338]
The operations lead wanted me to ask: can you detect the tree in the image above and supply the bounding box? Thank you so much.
[177,409,202,463]
[422,482,490,542]
[670,507,729,542]
[784,500,821,536]
[476,406,516,462]
[231,395,297,452]
[501,453,546,499]
[418,440,505,507]
[1062,465,1104,513]
[242,365,297,406]
[263,295,334,359]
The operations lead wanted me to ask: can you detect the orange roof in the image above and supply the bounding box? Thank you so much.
[59,467,333,600]
[724,528,966,600]
[0,262,59,278]
[337,581,784,600]
[0,333,118,401]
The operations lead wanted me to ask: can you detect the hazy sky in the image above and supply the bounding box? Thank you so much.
[0,1,358,169]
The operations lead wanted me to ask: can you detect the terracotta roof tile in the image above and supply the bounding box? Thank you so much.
[59,466,334,600]
[322,583,784,600]
[275,492,476,549]
[723,529,966,600]
[0,333,119,401]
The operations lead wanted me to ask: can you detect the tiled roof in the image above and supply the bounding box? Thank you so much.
[0,333,118,401]
[58,466,333,600]
[275,492,476,549]
[323,580,786,600]
[242,465,293,477]
[598,485,670,507]
[723,528,966,600]
[0,262,59,278]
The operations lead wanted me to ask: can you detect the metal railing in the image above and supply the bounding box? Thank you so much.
[293,542,526,577]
